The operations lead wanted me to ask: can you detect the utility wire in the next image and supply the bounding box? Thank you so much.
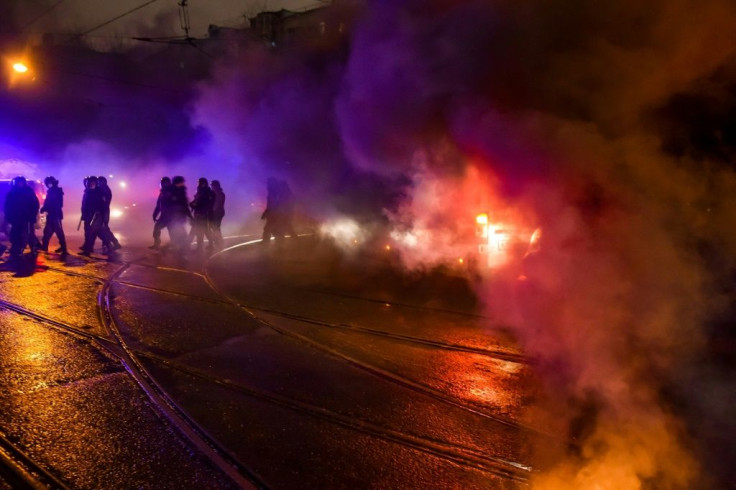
[190,42,214,59]
[22,0,69,32]
[78,0,162,37]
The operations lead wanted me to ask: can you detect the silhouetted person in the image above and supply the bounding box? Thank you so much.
[188,177,214,252]
[3,176,40,259]
[40,176,67,255]
[150,176,171,250]
[210,180,225,250]
[98,176,121,252]
[80,176,106,256]
[165,176,192,256]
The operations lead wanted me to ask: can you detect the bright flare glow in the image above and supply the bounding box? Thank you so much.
[476,213,489,239]
[479,218,525,269]
[489,227,511,252]
[110,208,123,218]
[12,62,29,73]
[389,230,420,248]
[119,181,127,188]
[320,218,363,247]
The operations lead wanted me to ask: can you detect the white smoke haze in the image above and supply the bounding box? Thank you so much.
[319,216,369,247]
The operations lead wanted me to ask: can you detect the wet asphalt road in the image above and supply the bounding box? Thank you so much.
[0,233,553,489]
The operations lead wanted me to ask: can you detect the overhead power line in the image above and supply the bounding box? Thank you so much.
[22,0,69,32]
[78,0,162,37]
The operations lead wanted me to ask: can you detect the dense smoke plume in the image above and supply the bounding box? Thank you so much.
[324,1,736,488]
[2,0,736,486]
[191,0,736,485]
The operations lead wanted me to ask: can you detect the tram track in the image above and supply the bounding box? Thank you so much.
[0,429,70,490]
[112,250,538,480]
[96,261,263,489]
[74,243,545,438]
[110,260,543,440]
[0,289,532,483]
[201,246,549,440]
[44,245,538,433]
[40,262,528,363]
[9,239,545,485]
[0,254,262,489]
[2,254,534,485]
[132,350,531,482]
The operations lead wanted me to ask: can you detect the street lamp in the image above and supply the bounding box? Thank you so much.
[12,62,29,73]
[5,57,36,88]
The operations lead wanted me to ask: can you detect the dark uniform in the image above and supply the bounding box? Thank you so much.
[98,176,121,251]
[150,177,171,249]
[40,176,67,254]
[4,177,40,258]
[165,176,191,255]
[80,177,106,255]
[188,178,214,252]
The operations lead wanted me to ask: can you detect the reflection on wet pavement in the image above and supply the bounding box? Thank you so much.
[0,237,547,488]
[0,309,235,488]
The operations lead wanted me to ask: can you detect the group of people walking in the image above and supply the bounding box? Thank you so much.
[80,175,122,256]
[151,176,225,255]
[1,175,122,259]
[2,172,295,261]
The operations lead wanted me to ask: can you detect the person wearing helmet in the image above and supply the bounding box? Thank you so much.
[97,176,121,252]
[188,177,215,253]
[3,176,40,259]
[40,176,67,255]
[164,176,191,256]
[150,177,171,250]
[80,176,105,256]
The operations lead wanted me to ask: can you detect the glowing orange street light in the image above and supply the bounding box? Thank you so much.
[6,58,35,87]
[12,62,29,73]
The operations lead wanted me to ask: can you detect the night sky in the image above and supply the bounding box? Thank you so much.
[9,0,323,39]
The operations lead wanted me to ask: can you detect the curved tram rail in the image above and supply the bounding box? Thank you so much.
[2,238,542,487]
[0,253,262,489]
